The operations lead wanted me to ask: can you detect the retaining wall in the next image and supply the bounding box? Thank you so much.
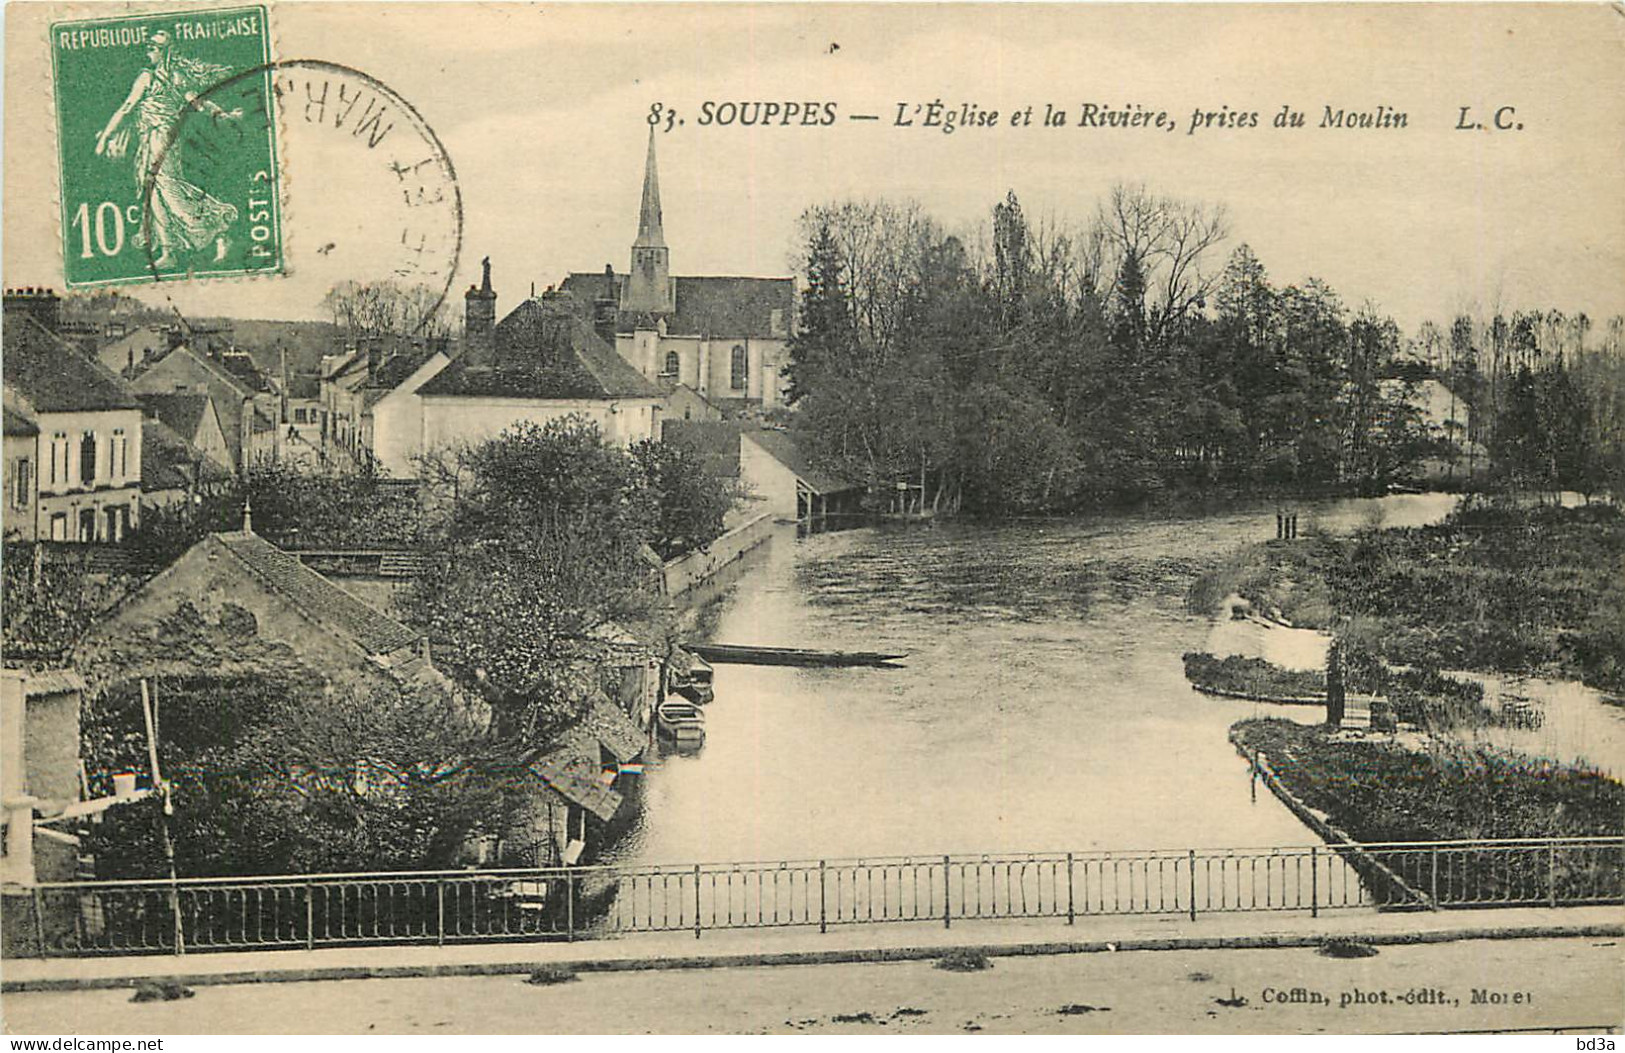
[663,513,774,597]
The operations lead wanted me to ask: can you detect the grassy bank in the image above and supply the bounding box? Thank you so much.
[1181,652,1325,702]
[1188,499,1625,695]
[1232,719,1623,844]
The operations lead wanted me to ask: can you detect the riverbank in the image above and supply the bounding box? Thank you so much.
[1189,498,1625,696]
[1230,719,1624,846]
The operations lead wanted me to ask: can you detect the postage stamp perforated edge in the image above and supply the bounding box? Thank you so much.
[46,2,287,290]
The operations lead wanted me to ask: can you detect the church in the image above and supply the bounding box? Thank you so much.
[559,131,795,415]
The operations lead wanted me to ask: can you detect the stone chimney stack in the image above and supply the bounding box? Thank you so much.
[464,256,497,365]
[2,287,62,334]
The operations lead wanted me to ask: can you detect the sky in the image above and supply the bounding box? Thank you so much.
[6,3,1624,335]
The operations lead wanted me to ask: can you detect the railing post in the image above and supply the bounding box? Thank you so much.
[1310,845,1318,918]
[818,860,827,934]
[1430,847,1439,908]
[694,864,702,940]
[31,887,48,959]
[1066,853,1075,925]
[567,871,576,942]
[1188,849,1197,922]
[943,855,951,929]
[436,878,445,946]
[1547,842,1557,908]
[305,882,314,951]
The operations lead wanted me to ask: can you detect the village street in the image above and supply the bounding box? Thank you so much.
[5,936,1619,1035]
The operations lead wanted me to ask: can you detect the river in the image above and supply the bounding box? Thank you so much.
[604,492,1603,867]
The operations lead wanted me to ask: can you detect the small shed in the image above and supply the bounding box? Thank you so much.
[739,429,862,527]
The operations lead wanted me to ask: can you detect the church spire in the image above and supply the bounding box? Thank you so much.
[634,125,665,249]
[623,127,674,314]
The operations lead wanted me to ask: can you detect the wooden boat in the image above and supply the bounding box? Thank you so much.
[656,698,706,744]
[685,643,908,668]
[671,654,715,704]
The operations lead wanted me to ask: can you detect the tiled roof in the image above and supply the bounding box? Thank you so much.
[220,352,275,394]
[3,315,139,413]
[142,418,230,493]
[137,392,211,440]
[418,301,660,400]
[211,531,423,656]
[744,428,858,495]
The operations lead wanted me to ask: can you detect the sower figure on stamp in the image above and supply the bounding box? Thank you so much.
[95,30,243,267]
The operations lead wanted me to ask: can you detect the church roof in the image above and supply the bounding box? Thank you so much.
[558,271,793,340]
[633,127,666,250]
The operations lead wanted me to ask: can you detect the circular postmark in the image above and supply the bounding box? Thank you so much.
[146,58,462,335]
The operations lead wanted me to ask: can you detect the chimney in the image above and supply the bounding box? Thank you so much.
[164,325,184,352]
[3,287,62,334]
[463,255,497,366]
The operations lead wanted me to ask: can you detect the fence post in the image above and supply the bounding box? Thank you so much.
[694,864,702,940]
[568,871,576,942]
[305,882,314,951]
[1310,845,1318,918]
[31,887,48,958]
[1430,847,1439,908]
[819,860,827,934]
[943,855,952,929]
[436,879,445,946]
[1547,843,1557,908]
[1188,849,1198,922]
[1066,853,1075,925]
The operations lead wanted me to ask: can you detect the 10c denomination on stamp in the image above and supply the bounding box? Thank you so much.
[50,5,282,287]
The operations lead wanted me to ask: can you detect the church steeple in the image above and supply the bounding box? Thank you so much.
[623,127,674,313]
[634,126,665,250]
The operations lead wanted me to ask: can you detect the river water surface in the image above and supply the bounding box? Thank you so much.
[605,493,1611,867]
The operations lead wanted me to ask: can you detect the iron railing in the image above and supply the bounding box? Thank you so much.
[16,836,1621,957]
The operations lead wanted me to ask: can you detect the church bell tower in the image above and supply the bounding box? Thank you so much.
[621,127,675,315]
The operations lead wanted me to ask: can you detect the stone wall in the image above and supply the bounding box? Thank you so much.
[662,512,773,597]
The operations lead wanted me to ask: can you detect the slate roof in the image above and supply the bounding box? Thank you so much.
[4,406,38,436]
[137,392,212,440]
[559,271,794,339]
[418,301,660,400]
[3,315,140,413]
[141,418,231,492]
[211,531,423,656]
[743,428,858,495]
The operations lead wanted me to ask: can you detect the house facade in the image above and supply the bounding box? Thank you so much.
[3,290,143,543]
[130,344,280,472]
[409,262,664,462]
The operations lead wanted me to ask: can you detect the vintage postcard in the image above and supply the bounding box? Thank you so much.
[2,1,1622,1040]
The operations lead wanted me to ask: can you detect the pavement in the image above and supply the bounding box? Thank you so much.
[2,904,1619,993]
[3,932,1620,1035]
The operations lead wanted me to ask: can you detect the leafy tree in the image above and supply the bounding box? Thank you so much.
[630,438,731,559]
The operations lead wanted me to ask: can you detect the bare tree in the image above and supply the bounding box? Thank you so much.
[1092,182,1229,343]
[322,279,451,340]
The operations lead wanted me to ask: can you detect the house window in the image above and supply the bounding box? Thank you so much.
[663,350,680,376]
[111,429,128,480]
[731,345,748,390]
[79,431,97,485]
[11,458,29,507]
[49,433,66,486]
[78,508,97,542]
[105,505,127,543]
[49,513,67,540]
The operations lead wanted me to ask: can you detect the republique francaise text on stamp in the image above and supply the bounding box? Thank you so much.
[50,5,282,287]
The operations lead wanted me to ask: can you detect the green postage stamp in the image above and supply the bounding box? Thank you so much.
[50,5,282,286]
